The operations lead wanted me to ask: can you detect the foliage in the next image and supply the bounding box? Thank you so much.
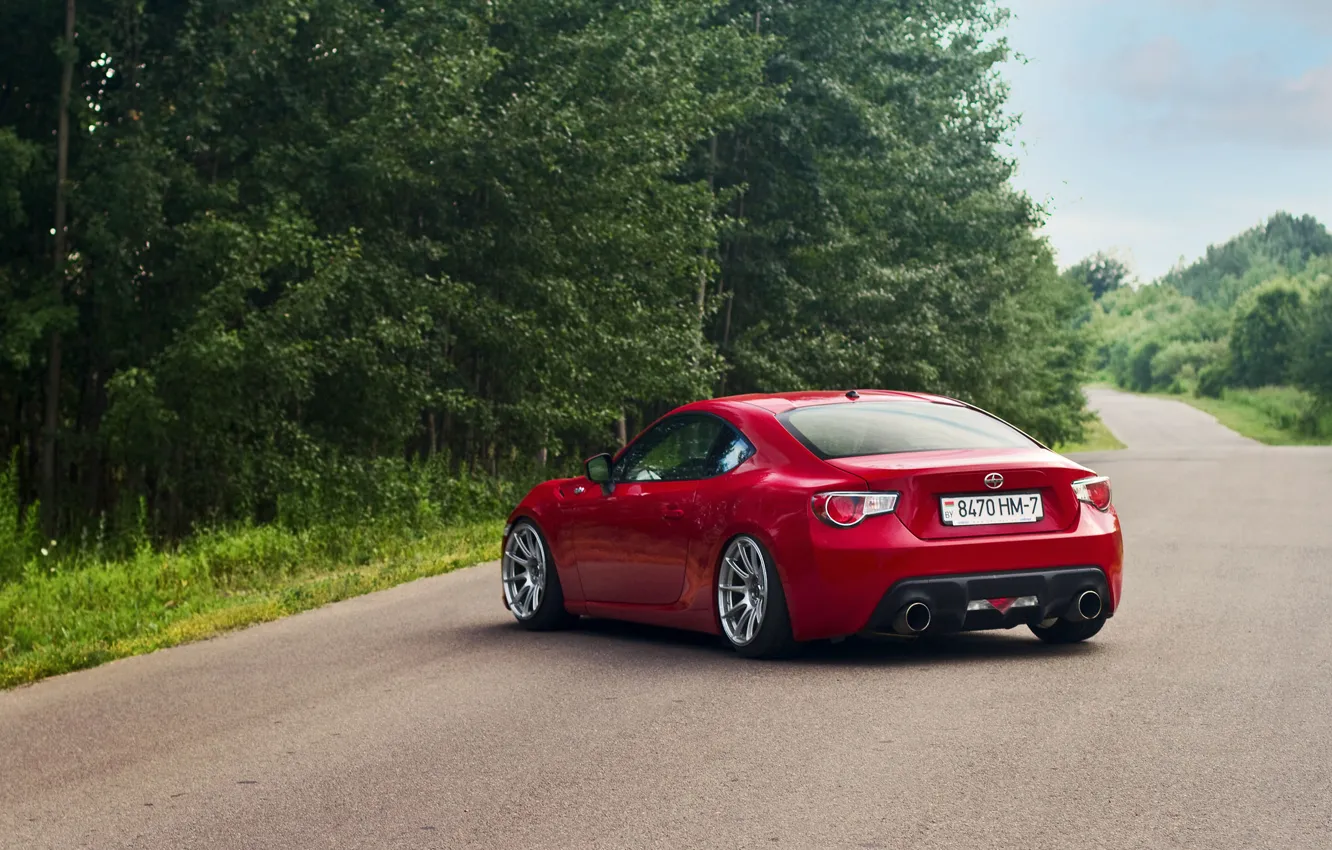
[1179,387,1332,446]
[1196,356,1232,399]
[1053,416,1124,454]
[1163,212,1332,307]
[1089,283,1227,393]
[1064,252,1130,300]
[1229,281,1304,387]
[1,0,1092,547]
[1086,213,1332,434]
[0,517,502,688]
[1294,282,1332,402]
[700,1,1088,444]
[0,452,41,584]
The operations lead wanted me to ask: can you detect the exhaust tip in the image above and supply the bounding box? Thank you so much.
[1074,589,1103,621]
[893,601,932,634]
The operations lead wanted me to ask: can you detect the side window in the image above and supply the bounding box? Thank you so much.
[708,426,755,476]
[615,415,754,482]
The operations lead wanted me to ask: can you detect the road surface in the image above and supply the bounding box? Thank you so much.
[3,388,1331,849]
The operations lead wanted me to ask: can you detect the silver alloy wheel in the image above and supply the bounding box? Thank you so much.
[717,536,768,646]
[502,524,546,620]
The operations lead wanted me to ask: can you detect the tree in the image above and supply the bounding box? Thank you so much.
[1230,282,1304,387]
[1064,253,1130,300]
[693,1,1087,444]
[0,0,1097,538]
[1165,212,1332,307]
[1294,283,1332,403]
[39,0,77,533]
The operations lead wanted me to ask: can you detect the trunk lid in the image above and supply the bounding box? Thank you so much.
[826,448,1090,539]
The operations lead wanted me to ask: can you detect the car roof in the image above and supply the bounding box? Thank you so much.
[703,390,966,414]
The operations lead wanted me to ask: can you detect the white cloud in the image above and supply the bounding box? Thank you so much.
[1002,0,1332,279]
[1106,39,1332,149]
[1175,0,1332,32]
[1018,0,1332,32]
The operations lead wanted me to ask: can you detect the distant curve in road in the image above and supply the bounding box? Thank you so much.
[3,388,1331,849]
[1084,385,1259,450]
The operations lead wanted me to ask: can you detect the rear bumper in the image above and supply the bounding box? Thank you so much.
[778,505,1123,641]
[862,566,1111,635]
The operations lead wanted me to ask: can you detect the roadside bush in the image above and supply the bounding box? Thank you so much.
[0,453,39,585]
[1151,339,1227,394]
[1093,284,1229,393]
[1294,282,1332,405]
[1230,281,1304,387]
[1196,358,1232,398]
[1220,387,1331,439]
[275,453,539,538]
[1128,340,1163,392]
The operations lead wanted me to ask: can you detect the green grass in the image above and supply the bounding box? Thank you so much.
[1160,386,1332,446]
[0,519,501,689]
[1054,416,1126,454]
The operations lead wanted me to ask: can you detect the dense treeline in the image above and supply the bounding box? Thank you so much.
[1070,213,1332,436]
[2,0,1087,543]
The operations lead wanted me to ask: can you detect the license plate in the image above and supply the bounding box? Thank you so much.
[940,492,1043,527]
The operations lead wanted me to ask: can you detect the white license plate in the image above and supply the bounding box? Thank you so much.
[940,492,1043,526]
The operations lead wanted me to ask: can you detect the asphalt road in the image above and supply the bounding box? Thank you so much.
[4,389,1331,850]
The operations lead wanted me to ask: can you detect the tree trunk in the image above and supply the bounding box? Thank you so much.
[697,135,719,320]
[41,0,76,534]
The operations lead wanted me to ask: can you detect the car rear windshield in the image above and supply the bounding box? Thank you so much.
[779,401,1038,458]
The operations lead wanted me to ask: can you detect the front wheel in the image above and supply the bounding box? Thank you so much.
[503,520,578,631]
[1029,615,1105,644]
[716,535,798,659]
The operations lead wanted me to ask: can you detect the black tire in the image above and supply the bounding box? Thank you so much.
[717,535,800,659]
[503,520,579,632]
[1029,615,1105,644]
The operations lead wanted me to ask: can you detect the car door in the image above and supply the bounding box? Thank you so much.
[572,414,731,605]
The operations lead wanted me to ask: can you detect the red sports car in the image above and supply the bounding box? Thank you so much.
[501,390,1123,658]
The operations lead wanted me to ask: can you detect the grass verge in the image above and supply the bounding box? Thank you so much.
[1055,416,1126,454]
[1160,386,1332,446]
[0,520,501,689]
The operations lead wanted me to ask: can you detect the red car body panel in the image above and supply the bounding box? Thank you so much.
[505,391,1124,642]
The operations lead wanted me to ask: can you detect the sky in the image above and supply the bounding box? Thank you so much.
[1001,0,1332,281]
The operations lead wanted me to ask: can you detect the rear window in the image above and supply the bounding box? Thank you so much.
[780,401,1037,458]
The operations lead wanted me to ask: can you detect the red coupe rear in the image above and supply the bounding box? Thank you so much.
[500,391,1123,657]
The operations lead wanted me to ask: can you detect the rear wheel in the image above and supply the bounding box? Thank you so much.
[717,535,798,659]
[1029,615,1105,644]
[503,520,578,631]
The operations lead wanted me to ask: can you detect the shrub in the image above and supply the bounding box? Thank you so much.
[1150,339,1227,393]
[1294,282,1332,405]
[1230,281,1304,387]
[1128,340,1162,392]
[0,452,39,585]
[1196,359,1232,399]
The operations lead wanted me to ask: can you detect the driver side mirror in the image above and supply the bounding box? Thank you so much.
[584,453,613,486]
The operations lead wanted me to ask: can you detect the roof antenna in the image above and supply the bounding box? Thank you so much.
[845,390,860,400]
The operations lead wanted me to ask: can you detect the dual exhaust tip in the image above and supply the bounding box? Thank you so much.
[1069,589,1103,622]
[892,601,932,634]
[890,589,1102,635]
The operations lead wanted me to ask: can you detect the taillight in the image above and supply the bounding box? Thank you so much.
[811,491,899,527]
[1072,476,1112,511]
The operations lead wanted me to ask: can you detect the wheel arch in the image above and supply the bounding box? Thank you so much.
[504,509,586,608]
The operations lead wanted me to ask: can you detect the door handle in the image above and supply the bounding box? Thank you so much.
[662,508,685,520]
